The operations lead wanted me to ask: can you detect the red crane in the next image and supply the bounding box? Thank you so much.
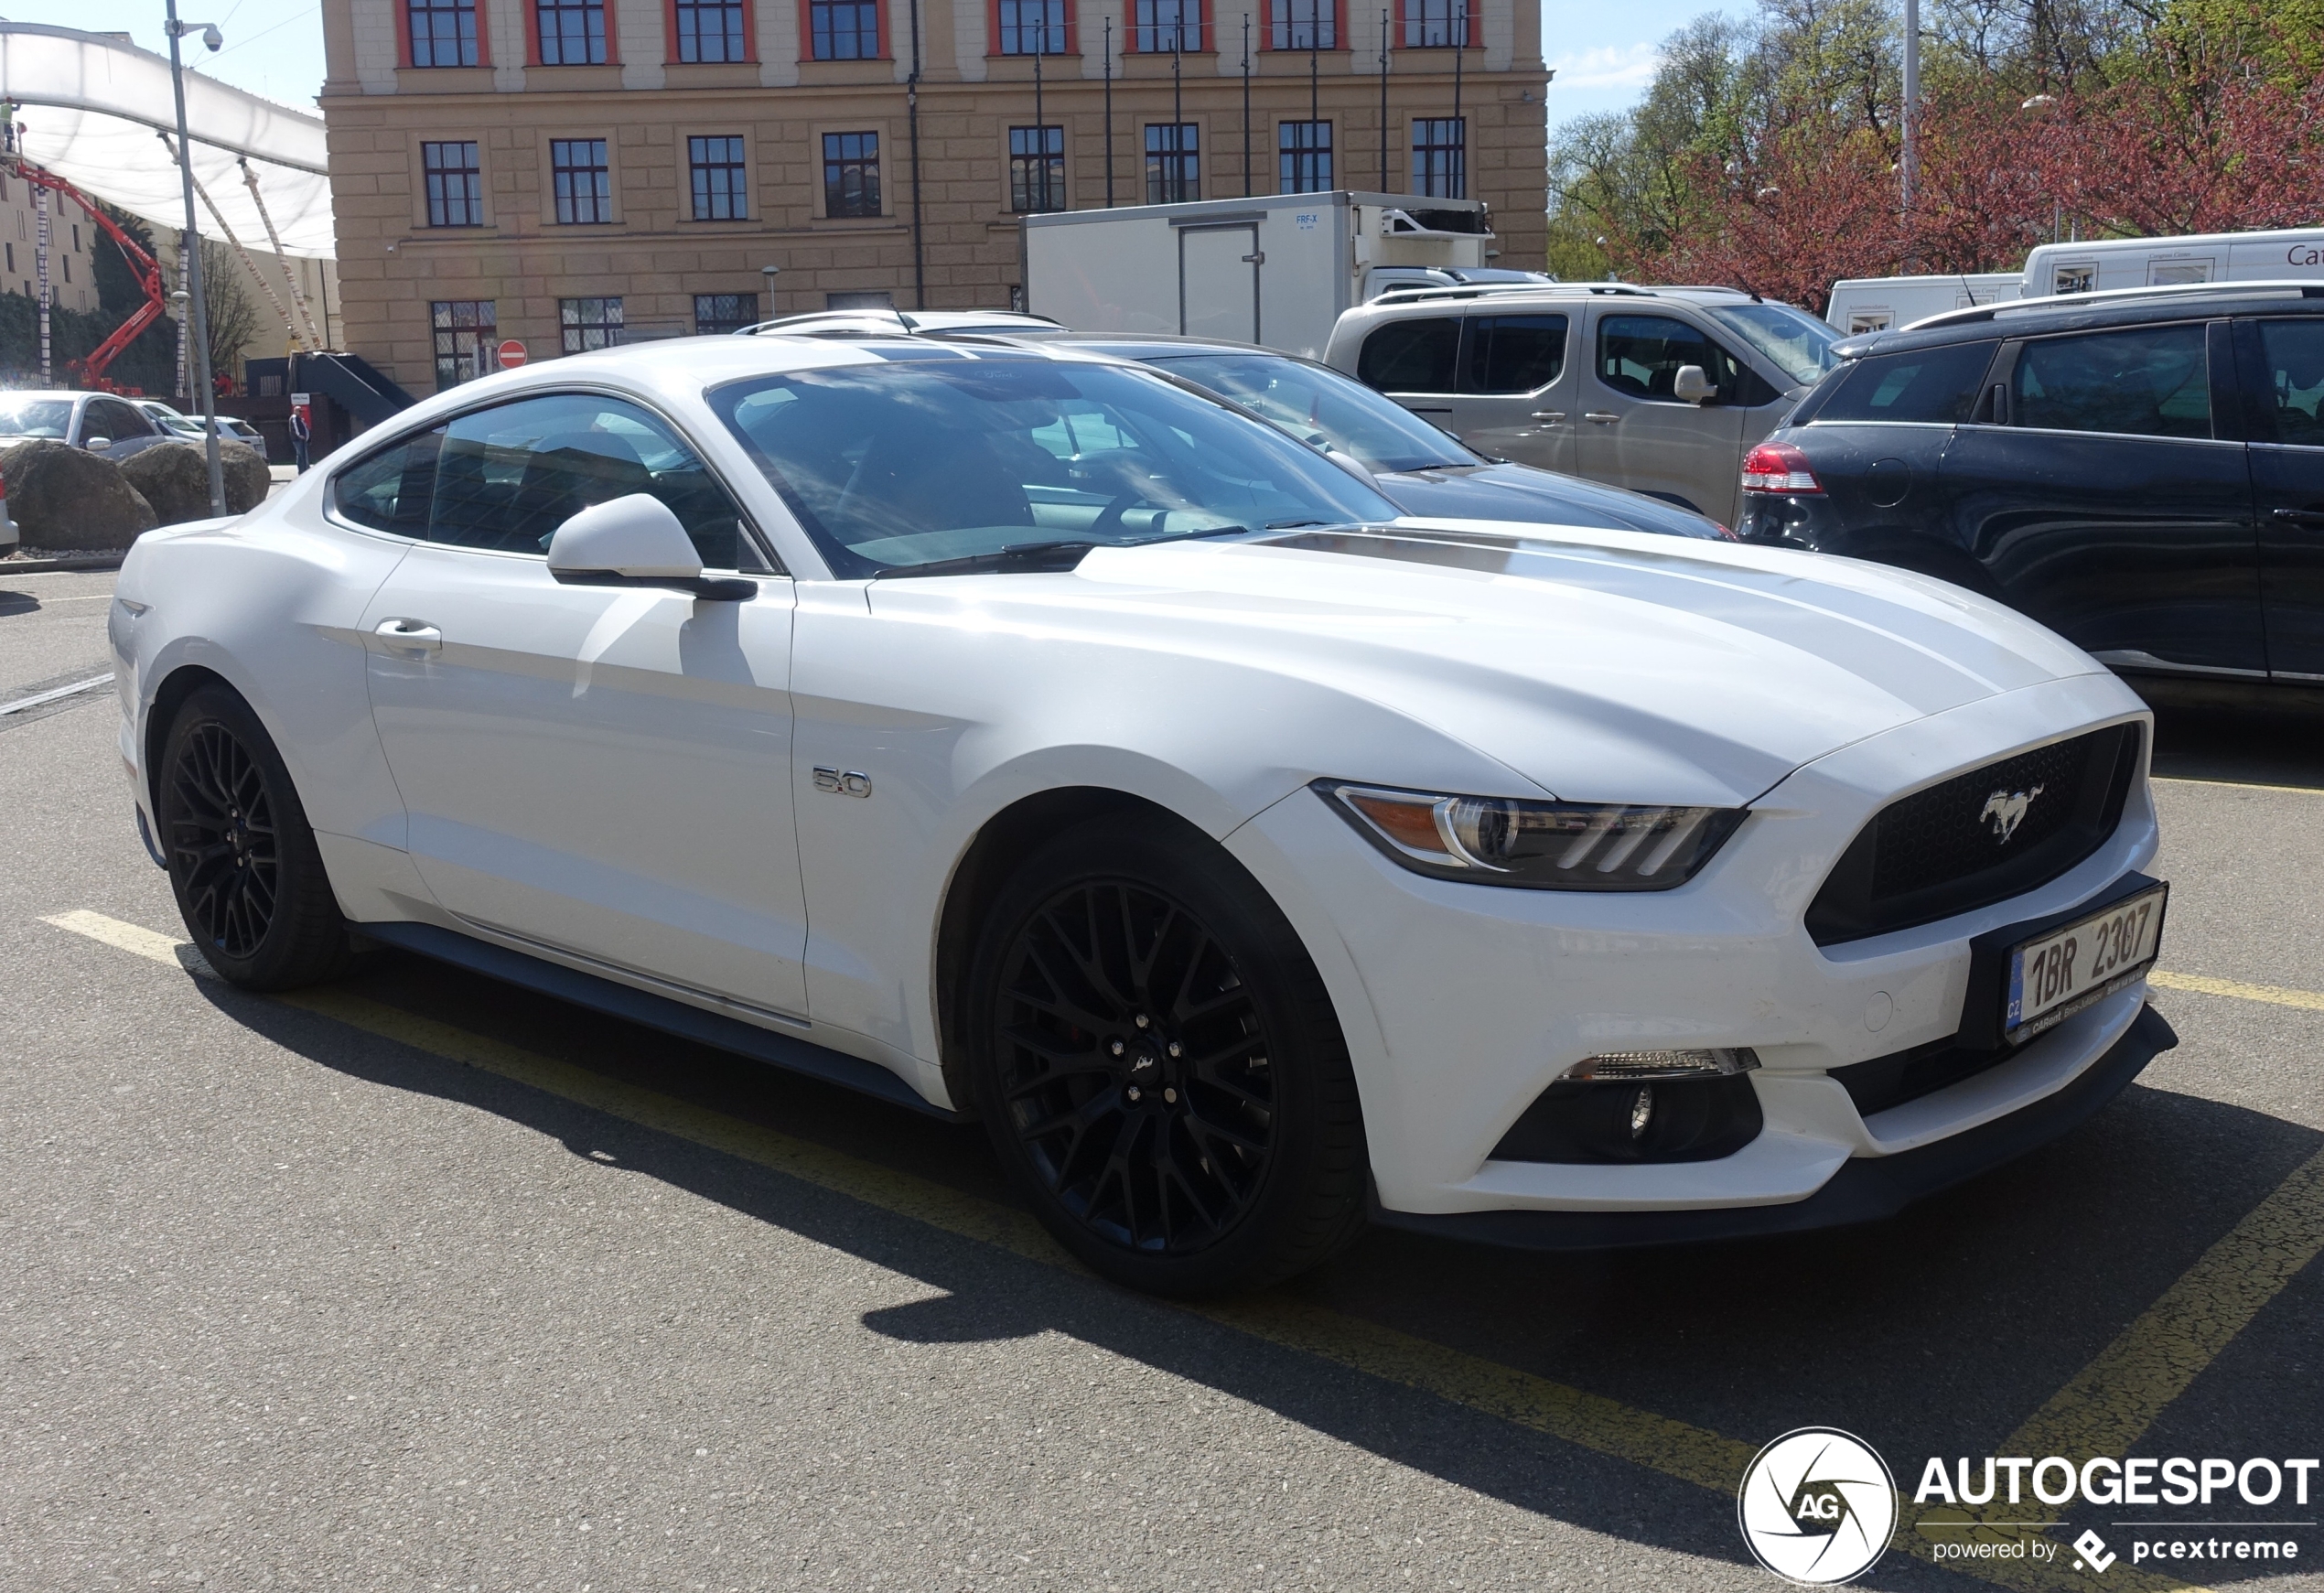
[5,157,168,393]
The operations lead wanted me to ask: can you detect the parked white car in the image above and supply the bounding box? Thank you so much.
[0,389,174,462]
[111,334,2174,1294]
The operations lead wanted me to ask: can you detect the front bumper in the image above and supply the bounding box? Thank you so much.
[1231,671,2160,1222]
[1370,1004,2175,1249]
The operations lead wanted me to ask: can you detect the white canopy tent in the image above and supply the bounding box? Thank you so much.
[0,23,333,259]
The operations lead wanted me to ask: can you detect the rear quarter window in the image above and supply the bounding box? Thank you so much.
[1813,340,1996,425]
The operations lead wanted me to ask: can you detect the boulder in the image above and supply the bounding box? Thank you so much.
[0,439,156,549]
[219,440,272,514]
[118,441,217,526]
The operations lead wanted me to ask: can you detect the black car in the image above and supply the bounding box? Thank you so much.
[1738,282,2324,686]
[997,332,1734,540]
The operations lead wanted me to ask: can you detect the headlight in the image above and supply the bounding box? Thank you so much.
[1318,781,1747,890]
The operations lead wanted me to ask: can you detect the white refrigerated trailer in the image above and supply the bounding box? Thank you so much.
[2020,227,2324,296]
[1020,191,1496,359]
[1824,273,2023,334]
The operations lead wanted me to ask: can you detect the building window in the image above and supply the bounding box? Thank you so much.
[551,138,613,223]
[675,0,747,59]
[1145,123,1199,202]
[823,131,881,217]
[694,293,760,334]
[689,135,748,220]
[1009,125,1066,212]
[1411,116,1465,197]
[1400,0,1468,47]
[560,296,624,353]
[1134,0,1200,51]
[536,0,608,63]
[1270,0,1333,48]
[997,0,1068,53]
[410,0,481,66]
[810,0,880,58]
[1279,120,1330,192]
[422,141,484,227]
[432,299,498,388]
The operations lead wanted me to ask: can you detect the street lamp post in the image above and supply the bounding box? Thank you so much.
[759,262,780,322]
[165,0,227,517]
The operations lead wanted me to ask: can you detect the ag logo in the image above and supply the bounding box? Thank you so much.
[1737,1427,1899,1585]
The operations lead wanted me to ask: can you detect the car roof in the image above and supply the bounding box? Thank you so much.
[993,329,1322,362]
[739,308,1062,338]
[1357,282,1760,312]
[1835,279,2324,359]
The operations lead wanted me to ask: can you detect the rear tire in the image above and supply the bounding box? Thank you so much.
[965,814,1369,1296]
[157,684,352,990]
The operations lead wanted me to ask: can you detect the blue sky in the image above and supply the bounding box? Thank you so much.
[0,0,1742,123]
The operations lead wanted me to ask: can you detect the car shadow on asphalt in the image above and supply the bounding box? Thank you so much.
[2143,685,2324,790]
[186,960,2322,1590]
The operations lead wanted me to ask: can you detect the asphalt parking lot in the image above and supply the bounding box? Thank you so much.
[3,565,2319,1592]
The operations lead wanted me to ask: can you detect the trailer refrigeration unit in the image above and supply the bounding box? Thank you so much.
[1021,191,1495,359]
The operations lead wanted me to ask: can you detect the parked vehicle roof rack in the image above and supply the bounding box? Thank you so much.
[1907,278,2324,331]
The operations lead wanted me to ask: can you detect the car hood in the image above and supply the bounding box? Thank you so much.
[1374,462,1729,539]
[875,521,2118,809]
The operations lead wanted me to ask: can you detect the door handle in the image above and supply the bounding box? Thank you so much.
[1584,411,1619,424]
[2270,507,2324,528]
[1530,410,1567,422]
[373,618,442,654]
[1242,252,1265,264]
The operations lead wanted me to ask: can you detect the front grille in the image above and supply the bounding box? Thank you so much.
[1832,1033,2017,1118]
[1806,724,2140,946]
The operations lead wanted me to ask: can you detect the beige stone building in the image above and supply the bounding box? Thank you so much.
[319,0,1547,395]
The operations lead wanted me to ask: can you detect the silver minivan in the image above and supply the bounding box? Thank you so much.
[1322,284,1842,526]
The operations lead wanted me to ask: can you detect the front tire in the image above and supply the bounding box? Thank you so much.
[157,684,351,990]
[965,815,1369,1296]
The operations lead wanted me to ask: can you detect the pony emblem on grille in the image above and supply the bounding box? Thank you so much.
[1979,784,2045,845]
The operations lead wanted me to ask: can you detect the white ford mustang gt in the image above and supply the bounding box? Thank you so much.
[109,333,2174,1295]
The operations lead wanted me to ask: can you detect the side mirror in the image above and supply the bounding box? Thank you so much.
[1673,365,1716,405]
[86,436,113,451]
[546,492,755,600]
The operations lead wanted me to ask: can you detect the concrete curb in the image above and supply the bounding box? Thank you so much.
[0,552,132,575]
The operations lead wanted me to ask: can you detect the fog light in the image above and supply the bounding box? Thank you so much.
[1628,1084,1654,1139]
[1560,1048,1759,1082]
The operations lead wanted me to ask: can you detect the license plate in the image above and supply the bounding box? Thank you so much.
[2005,884,2167,1043]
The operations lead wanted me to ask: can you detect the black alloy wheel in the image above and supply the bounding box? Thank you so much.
[968,816,1368,1295]
[993,878,1276,1254]
[167,718,279,959]
[157,685,352,990]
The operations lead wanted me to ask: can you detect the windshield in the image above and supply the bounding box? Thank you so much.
[708,355,1396,577]
[1704,303,1841,386]
[0,399,73,437]
[1145,351,1477,474]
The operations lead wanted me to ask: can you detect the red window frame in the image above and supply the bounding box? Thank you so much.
[664,0,759,62]
[396,0,495,68]
[799,0,891,62]
[525,0,623,66]
[1123,0,1210,52]
[1393,0,1479,48]
[986,0,1079,57]
[1260,0,1346,49]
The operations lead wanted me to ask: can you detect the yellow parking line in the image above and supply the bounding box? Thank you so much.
[2149,969,2324,1014]
[45,910,2255,1592]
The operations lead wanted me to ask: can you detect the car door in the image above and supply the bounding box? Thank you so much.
[1574,309,1750,522]
[86,397,162,458]
[2238,315,2324,680]
[1452,313,1576,470]
[346,390,812,1018]
[1936,318,2265,676]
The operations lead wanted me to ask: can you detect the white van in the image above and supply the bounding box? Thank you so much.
[1824,273,2021,334]
[2021,227,2324,298]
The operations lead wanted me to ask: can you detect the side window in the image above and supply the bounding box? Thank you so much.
[1595,314,1742,402]
[1461,315,1566,394]
[1357,317,1459,393]
[1815,341,1996,425]
[2013,324,2210,440]
[331,426,445,535]
[425,393,772,568]
[89,400,146,441]
[2251,319,2324,447]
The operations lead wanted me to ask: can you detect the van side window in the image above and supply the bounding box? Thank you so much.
[1358,318,1458,393]
[1595,315,1743,402]
[1815,341,1996,425]
[1461,315,1566,394]
[2251,320,2324,447]
[2013,324,2210,440]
